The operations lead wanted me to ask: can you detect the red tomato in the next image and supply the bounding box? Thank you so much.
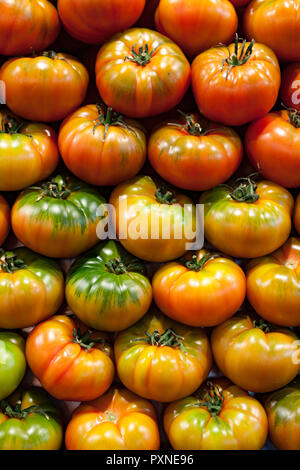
[0,196,10,246]
[280,63,300,112]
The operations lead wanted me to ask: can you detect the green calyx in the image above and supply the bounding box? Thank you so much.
[195,382,225,418]
[227,173,260,203]
[184,253,220,272]
[0,249,27,273]
[222,34,255,80]
[41,50,58,60]
[71,328,105,352]
[169,110,219,137]
[93,103,137,139]
[124,43,158,66]
[0,115,24,135]
[155,185,177,205]
[0,399,49,421]
[31,176,71,201]
[105,257,144,275]
[104,411,117,422]
[134,329,187,354]
[253,318,272,333]
[283,104,300,128]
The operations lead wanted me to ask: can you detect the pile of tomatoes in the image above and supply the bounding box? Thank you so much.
[0,0,300,451]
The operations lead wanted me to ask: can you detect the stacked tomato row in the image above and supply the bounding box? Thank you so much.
[0,0,300,451]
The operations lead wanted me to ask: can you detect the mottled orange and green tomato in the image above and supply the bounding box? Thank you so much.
[164,377,268,450]
[65,388,160,450]
[26,315,114,402]
[0,195,10,246]
[11,174,107,259]
[0,387,63,450]
[294,193,300,235]
[0,332,26,401]
[115,308,212,402]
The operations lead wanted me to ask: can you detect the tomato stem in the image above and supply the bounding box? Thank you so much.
[93,103,137,140]
[105,258,145,276]
[169,110,220,136]
[30,176,72,201]
[134,329,187,354]
[227,173,260,203]
[0,399,50,420]
[0,115,24,134]
[282,104,300,128]
[0,249,27,273]
[184,253,221,271]
[253,318,272,333]
[195,382,225,418]
[155,185,177,204]
[222,34,255,80]
[124,43,158,66]
[71,327,106,352]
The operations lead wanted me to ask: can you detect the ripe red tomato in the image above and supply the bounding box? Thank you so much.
[0,196,10,246]
[295,193,300,235]
[280,63,300,112]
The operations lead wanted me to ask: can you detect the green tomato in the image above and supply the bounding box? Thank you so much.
[0,332,26,400]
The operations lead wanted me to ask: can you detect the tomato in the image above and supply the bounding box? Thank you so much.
[65,388,160,450]
[95,28,191,118]
[115,308,212,402]
[264,377,300,450]
[0,110,59,191]
[0,248,64,329]
[57,0,145,44]
[26,315,114,402]
[294,193,300,235]
[152,250,246,327]
[280,63,300,112]
[148,111,242,191]
[191,35,280,126]
[0,332,26,401]
[164,377,268,450]
[58,104,146,186]
[244,0,300,62]
[245,110,300,188]
[0,387,63,450]
[199,176,294,258]
[246,238,300,327]
[155,0,237,57]
[0,195,10,246]
[230,0,250,5]
[0,52,89,122]
[11,174,107,259]
[211,313,299,393]
[0,0,60,56]
[109,175,197,263]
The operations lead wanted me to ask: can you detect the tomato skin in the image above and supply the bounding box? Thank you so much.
[66,241,152,332]
[65,388,160,450]
[11,175,106,259]
[0,195,10,246]
[26,315,115,402]
[244,0,300,62]
[280,63,300,112]
[0,332,26,401]
[155,0,237,57]
[0,53,89,122]
[148,113,242,191]
[58,105,146,186]
[294,193,300,235]
[0,0,60,56]
[191,41,280,126]
[246,238,300,327]
[109,175,197,263]
[95,28,191,118]
[0,387,63,450]
[211,313,299,393]
[115,309,212,402]
[200,180,294,258]
[230,0,250,5]
[164,377,268,450]
[58,0,145,44]
[152,250,246,327]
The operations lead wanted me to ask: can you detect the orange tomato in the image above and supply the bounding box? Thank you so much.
[294,193,300,235]
[0,195,10,246]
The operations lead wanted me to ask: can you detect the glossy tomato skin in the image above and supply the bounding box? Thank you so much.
[65,388,160,450]
[0,248,64,329]
[295,193,300,235]
[0,111,59,191]
[152,249,246,327]
[246,238,300,327]
[0,387,63,450]
[11,175,106,259]
[0,332,26,400]
[58,0,145,44]
[115,309,212,402]
[148,113,242,191]
[95,28,191,118]
[191,42,280,126]
[0,53,89,122]
[66,241,152,332]
[200,180,294,258]
[245,111,300,188]
[244,0,300,62]
[155,0,237,57]
[280,63,300,112]
[164,377,268,450]
[26,315,115,402]
[264,377,300,450]
[0,0,60,56]
[0,195,10,246]
[58,104,146,186]
[211,313,299,393]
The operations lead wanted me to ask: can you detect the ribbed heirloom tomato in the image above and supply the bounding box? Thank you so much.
[152,249,246,327]
[0,110,59,191]
[0,332,26,401]
[200,176,294,258]
[295,193,300,235]
[58,104,146,186]
[211,313,299,393]
[95,28,191,118]
[65,388,160,450]
[191,35,280,126]
[164,378,268,450]
[0,0,60,56]
[11,175,107,258]
[0,53,89,122]
[0,195,10,246]
[155,0,237,57]
[0,388,63,450]
[66,240,152,332]
[26,315,115,402]
[246,237,300,327]
[280,63,300,112]
[114,308,212,402]
[148,111,243,191]
[58,0,145,44]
